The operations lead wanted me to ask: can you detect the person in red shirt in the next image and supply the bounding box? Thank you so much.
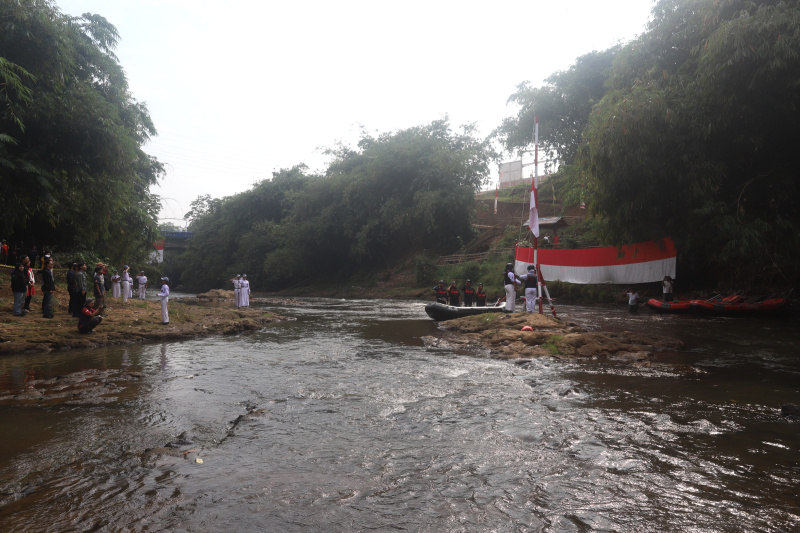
[77,299,104,333]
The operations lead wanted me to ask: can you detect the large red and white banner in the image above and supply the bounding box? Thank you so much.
[515,238,676,284]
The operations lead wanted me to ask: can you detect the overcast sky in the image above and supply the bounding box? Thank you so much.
[56,0,654,225]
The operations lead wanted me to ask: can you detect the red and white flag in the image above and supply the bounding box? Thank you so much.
[515,238,677,284]
[528,187,539,238]
[528,117,540,238]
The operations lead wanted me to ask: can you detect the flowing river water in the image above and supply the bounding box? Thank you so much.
[0,298,798,532]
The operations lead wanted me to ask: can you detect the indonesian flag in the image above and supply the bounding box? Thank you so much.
[528,187,539,238]
[515,238,677,284]
[494,183,498,215]
[529,117,540,237]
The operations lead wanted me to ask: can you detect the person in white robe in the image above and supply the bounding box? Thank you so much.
[157,277,170,324]
[120,265,132,304]
[231,275,241,308]
[136,271,148,299]
[111,271,121,298]
[240,274,250,307]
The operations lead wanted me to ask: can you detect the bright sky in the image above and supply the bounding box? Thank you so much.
[56,0,654,225]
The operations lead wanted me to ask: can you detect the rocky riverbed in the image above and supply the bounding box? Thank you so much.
[424,311,699,373]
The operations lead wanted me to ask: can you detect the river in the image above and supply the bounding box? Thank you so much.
[0,298,798,532]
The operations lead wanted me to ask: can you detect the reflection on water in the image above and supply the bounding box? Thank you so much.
[0,299,798,531]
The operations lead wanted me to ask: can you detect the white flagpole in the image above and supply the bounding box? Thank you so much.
[533,117,544,314]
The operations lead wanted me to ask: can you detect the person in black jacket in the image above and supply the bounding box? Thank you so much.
[447,281,460,306]
[10,263,28,316]
[475,283,487,307]
[433,280,448,304]
[40,257,57,318]
[21,255,35,312]
[461,280,475,307]
[66,261,77,315]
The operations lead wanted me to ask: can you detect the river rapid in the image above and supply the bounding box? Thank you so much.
[0,298,798,532]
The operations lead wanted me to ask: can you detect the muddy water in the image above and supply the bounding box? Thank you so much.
[0,299,798,532]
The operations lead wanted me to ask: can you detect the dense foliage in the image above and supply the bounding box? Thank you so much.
[174,120,494,290]
[498,0,800,286]
[0,0,162,264]
[582,0,800,284]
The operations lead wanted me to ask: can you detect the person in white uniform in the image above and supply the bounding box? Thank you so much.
[120,265,132,304]
[157,276,170,324]
[231,274,241,308]
[503,263,522,312]
[240,274,250,307]
[111,270,121,298]
[519,264,538,312]
[136,271,148,299]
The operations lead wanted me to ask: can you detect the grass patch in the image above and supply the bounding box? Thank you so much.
[542,334,563,355]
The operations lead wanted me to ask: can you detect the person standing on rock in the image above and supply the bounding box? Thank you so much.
[231,274,241,308]
[520,265,538,313]
[157,276,170,325]
[240,274,250,307]
[40,256,56,318]
[74,263,88,316]
[120,265,132,304]
[136,270,148,300]
[22,255,35,312]
[66,261,77,315]
[11,262,28,316]
[111,270,121,298]
[93,266,106,314]
[503,263,522,312]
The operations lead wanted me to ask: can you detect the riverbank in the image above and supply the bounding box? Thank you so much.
[0,287,286,355]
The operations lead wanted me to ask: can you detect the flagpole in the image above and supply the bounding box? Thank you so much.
[532,118,544,313]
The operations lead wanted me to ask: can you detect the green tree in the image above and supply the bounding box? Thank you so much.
[581,0,800,284]
[0,0,163,264]
[494,48,620,167]
[175,119,495,291]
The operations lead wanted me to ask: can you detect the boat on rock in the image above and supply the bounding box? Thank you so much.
[424,302,508,321]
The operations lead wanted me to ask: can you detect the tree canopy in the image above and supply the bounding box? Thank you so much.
[581,0,800,283]
[493,47,620,168]
[175,119,495,291]
[496,0,800,285]
[0,0,162,263]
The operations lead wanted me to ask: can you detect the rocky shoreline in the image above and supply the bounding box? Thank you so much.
[0,288,287,355]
